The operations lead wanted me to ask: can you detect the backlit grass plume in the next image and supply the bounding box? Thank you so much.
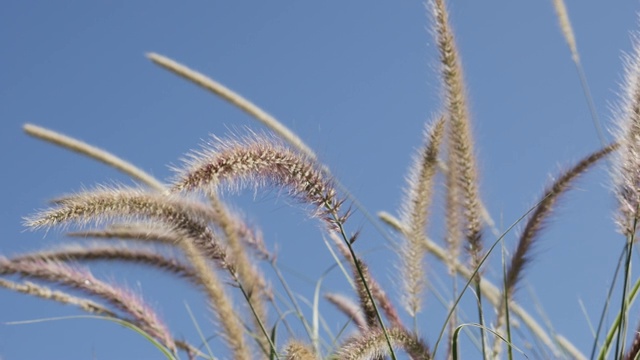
[398,117,445,319]
[25,187,229,265]
[610,28,640,360]
[10,244,200,286]
[0,257,176,353]
[172,134,345,227]
[492,143,618,357]
[430,0,484,268]
[614,36,640,236]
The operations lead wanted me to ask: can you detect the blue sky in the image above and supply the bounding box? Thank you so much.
[1,1,638,359]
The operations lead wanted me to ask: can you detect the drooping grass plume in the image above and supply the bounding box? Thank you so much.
[23,124,166,191]
[172,134,344,226]
[0,258,176,353]
[26,187,213,232]
[148,51,396,274]
[145,54,397,352]
[506,143,617,298]
[24,187,252,358]
[24,187,229,266]
[398,116,445,318]
[10,245,200,286]
[0,278,209,356]
[0,277,208,358]
[0,278,116,317]
[430,0,484,267]
[334,327,431,360]
[492,143,618,357]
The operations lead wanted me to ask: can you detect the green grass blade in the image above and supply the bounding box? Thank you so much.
[452,323,529,360]
[184,301,215,359]
[6,315,177,359]
[433,194,547,357]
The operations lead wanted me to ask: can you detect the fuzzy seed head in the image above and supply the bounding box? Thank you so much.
[172,134,344,224]
[613,35,640,236]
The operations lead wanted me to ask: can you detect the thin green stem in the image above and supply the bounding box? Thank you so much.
[614,216,637,359]
[234,273,280,359]
[324,196,397,360]
[333,218,398,360]
[590,248,625,360]
[597,273,640,359]
[270,263,315,343]
[573,57,608,147]
[433,194,543,357]
[504,276,514,360]
[475,280,488,360]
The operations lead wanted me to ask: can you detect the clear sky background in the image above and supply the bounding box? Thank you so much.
[1,1,639,359]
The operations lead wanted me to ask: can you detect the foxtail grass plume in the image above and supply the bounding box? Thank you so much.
[614,36,640,236]
[23,124,166,191]
[24,187,229,264]
[552,0,579,63]
[25,187,212,233]
[430,0,484,267]
[11,245,200,286]
[0,258,176,352]
[147,53,317,160]
[23,187,251,358]
[398,117,445,317]
[492,143,617,357]
[172,134,344,226]
[506,144,617,297]
[0,278,116,317]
